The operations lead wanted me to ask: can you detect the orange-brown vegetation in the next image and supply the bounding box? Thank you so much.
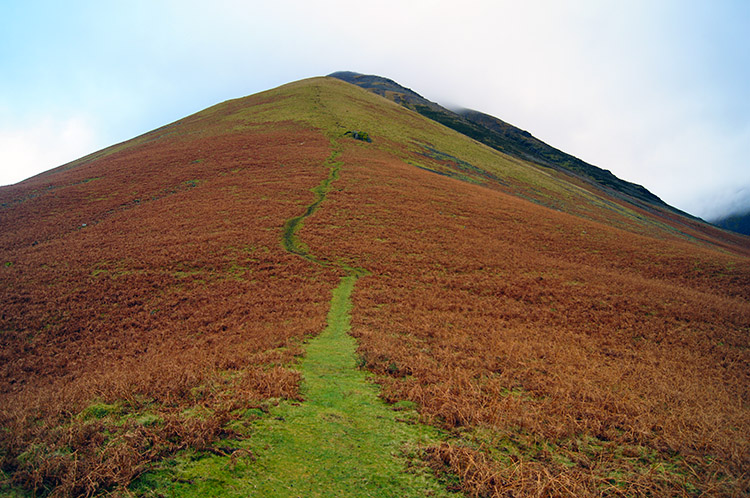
[302,141,750,496]
[0,122,339,495]
[2,77,749,497]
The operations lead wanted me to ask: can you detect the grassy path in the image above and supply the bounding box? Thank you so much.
[132,147,454,496]
[250,147,451,495]
[281,150,340,266]
[230,275,451,496]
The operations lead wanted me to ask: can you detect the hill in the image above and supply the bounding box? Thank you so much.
[712,209,750,236]
[1,76,749,497]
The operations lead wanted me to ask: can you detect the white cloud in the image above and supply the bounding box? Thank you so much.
[0,115,99,186]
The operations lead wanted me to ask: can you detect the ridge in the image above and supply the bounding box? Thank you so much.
[329,71,667,209]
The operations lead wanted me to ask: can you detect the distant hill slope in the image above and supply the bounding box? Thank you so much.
[713,210,750,236]
[329,71,666,209]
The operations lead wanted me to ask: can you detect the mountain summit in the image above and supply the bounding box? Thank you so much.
[1,75,749,497]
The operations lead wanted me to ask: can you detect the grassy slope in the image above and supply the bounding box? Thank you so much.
[291,79,750,496]
[293,78,750,250]
[2,76,749,497]
[0,90,343,496]
[328,72,750,253]
[328,71,666,207]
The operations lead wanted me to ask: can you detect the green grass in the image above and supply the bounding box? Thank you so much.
[281,150,341,264]
[131,276,453,497]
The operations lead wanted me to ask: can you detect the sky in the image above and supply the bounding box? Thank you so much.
[2,0,749,221]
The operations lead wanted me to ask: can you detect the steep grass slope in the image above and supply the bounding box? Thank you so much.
[1,76,749,497]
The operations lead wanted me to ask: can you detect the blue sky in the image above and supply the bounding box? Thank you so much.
[2,0,749,220]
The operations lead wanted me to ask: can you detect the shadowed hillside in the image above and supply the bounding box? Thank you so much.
[1,76,749,497]
[712,209,750,236]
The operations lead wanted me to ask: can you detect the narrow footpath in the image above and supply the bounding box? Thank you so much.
[241,146,451,496]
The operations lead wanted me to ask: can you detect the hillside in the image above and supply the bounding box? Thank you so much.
[712,209,750,236]
[1,76,749,497]
[329,71,668,209]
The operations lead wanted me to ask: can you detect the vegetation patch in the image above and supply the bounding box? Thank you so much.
[417,143,507,186]
[343,130,372,142]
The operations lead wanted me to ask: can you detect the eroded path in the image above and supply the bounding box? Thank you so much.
[133,146,453,496]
